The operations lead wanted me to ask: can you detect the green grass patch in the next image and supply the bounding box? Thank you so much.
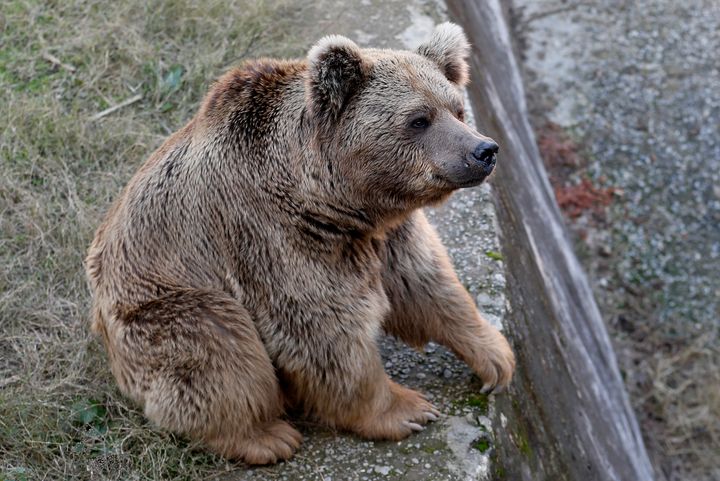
[472,438,491,453]
[485,250,504,261]
[466,394,489,412]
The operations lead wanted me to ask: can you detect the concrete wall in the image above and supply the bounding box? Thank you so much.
[446,2,655,480]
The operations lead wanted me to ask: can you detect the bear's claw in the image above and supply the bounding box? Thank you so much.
[404,421,425,432]
[424,411,439,422]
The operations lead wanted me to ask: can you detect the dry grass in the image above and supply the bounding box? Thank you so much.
[609,296,720,481]
[0,1,304,479]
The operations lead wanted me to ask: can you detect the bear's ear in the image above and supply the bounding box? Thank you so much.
[416,22,470,86]
[306,35,370,123]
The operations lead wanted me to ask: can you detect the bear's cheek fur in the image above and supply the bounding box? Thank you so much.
[352,143,440,203]
[331,110,457,206]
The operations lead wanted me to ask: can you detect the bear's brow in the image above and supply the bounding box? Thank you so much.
[364,59,463,115]
[403,61,463,109]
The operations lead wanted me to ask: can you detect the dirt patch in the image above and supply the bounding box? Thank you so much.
[538,122,617,223]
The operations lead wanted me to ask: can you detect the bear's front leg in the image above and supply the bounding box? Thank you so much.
[380,211,515,392]
[278,328,438,440]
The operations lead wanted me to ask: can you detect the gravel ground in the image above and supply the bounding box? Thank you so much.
[510,1,720,480]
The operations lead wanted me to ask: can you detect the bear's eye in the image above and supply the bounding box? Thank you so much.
[410,117,431,129]
[457,110,465,122]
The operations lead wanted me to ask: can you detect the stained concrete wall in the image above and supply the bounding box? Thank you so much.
[446,1,655,480]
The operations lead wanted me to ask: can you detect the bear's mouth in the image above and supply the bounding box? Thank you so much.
[433,152,497,190]
[454,176,489,188]
[432,172,488,189]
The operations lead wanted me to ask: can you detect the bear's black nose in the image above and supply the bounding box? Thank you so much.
[472,141,499,164]
[471,141,499,175]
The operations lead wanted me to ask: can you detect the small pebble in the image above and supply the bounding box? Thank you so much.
[476,292,493,306]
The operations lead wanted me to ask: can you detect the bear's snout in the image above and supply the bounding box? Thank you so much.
[471,141,499,177]
[433,137,500,189]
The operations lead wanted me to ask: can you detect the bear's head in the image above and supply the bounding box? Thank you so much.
[305,22,499,216]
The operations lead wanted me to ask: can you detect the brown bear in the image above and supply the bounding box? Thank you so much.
[85,22,515,465]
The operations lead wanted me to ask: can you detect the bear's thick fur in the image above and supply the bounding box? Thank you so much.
[85,23,515,464]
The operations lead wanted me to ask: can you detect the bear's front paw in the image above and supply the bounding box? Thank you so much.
[354,381,440,441]
[470,327,515,393]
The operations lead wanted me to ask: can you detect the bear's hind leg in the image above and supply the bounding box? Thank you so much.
[111,289,301,464]
[279,332,439,441]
